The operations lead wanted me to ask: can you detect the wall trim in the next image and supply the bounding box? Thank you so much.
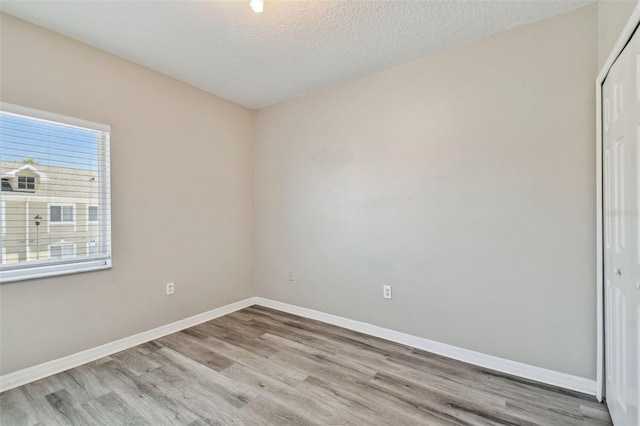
[255,297,597,396]
[0,297,257,393]
[1,296,596,396]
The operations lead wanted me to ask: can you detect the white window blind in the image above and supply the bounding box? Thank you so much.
[0,103,111,283]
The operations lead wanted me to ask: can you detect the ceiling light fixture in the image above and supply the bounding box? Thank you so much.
[250,0,263,13]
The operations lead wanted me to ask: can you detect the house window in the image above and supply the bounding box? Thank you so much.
[1,178,12,191]
[49,241,76,260]
[88,206,98,223]
[0,103,112,283]
[17,175,35,190]
[50,205,74,223]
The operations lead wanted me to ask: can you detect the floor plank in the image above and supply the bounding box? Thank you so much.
[0,305,611,425]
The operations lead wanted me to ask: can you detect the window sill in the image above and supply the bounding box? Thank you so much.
[0,258,112,283]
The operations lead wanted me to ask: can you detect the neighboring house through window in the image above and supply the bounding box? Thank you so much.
[0,103,112,282]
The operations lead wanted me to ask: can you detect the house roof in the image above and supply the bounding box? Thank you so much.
[0,161,98,199]
[2,164,49,182]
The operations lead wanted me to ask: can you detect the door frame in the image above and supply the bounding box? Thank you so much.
[596,1,640,402]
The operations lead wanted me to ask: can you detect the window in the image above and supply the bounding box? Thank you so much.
[49,241,76,260]
[50,205,74,223]
[85,205,98,231]
[88,205,98,223]
[17,175,35,190]
[1,178,12,191]
[0,103,111,282]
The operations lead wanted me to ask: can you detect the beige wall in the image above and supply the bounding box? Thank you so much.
[255,6,598,378]
[0,5,608,381]
[0,14,255,374]
[597,0,638,69]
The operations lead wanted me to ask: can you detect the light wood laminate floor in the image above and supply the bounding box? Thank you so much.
[0,305,611,425]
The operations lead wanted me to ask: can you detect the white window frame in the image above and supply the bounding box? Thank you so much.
[17,175,36,191]
[48,241,77,260]
[48,203,76,232]
[0,103,112,283]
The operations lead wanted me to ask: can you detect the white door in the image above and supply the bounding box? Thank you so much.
[603,25,640,426]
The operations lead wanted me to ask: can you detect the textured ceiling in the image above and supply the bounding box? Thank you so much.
[1,1,594,109]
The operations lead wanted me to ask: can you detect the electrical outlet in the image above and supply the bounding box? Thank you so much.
[288,271,294,282]
[383,285,392,299]
[166,282,175,295]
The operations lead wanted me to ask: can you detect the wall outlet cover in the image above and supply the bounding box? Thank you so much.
[383,285,392,299]
[166,282,175,295]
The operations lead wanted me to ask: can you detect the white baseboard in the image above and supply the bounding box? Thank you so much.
[1,296,596,397]
[254,297,596,396]
[0,297,257,393]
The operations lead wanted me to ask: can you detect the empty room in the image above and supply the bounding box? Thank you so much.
[0,0,638,425]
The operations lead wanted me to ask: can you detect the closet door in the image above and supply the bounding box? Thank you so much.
[603,26,639,426]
